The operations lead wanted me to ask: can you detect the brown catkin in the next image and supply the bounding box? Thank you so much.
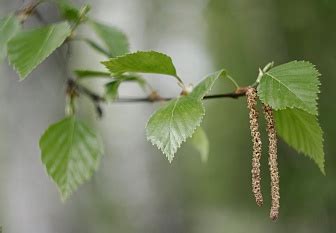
[263,104,280,221]
[246,87,263,207]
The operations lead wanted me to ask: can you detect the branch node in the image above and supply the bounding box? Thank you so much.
[148,91,162,102]
[235,86,249,95]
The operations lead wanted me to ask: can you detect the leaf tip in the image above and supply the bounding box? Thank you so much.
[60,190,71,202]
[168,155,174,163]
[18,73,28,81]
[318,162,326,176]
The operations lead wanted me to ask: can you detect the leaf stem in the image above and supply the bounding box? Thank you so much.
[175,75,185,87]
[16,0,44,23]
[226,75,240,89]
[69,4,90,32]
[253,61,274,86]
[65,79,78,115]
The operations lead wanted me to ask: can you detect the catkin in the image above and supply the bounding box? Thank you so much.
[246,87,263,207]
[263,104,280,221]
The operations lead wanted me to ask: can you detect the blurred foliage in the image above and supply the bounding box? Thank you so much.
[177,0,336,231]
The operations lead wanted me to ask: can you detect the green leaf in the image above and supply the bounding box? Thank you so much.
[57,0,90,22]
[189,69,226,100]
[7,22,71,79]
[57,0,81,22]
[90,20,129,57]
[257,61,320,115]
[39,116,104,200]
[74,69,111,79]
[84,38,110,57]
[190,127,209,162]
[105,80,121,101]
[0,14,20,63]
[274,108,325,174]
[146,96,205,162]
[102,51,178,78]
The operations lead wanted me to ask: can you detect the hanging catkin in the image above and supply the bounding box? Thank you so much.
[246,87,263,207]
[263,104,280,221]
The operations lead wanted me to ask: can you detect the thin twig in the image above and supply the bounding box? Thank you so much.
[16,0,42,23]
[70,79,105,103]
[71,79,246,103]
[114,94,245,103]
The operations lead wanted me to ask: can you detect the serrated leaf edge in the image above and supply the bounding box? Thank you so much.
[190,69,226,100]
[8,22,71,80]
[257,60,321,116]
[146,97,205,163]
[101,50,177,77]
[275,110,325,175]
[39,117,104,201]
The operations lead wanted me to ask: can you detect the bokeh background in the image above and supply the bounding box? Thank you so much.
[1,0,336,232]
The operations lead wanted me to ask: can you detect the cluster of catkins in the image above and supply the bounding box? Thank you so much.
[246,87,280,221]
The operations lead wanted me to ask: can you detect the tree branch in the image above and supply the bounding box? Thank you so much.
[114,93,246,103]
[70,79,247,104]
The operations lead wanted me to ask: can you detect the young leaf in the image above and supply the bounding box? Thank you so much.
[57,0,90,22]
[7,22,71,79]
[74,69,111,79]
[0,14,20,63]
[90,20,129,57]
[39,116,104,200]
[105,80,121,100]
[146,96,205,162]
[189,69,226,100]
[190,127,209,162]
[57,0,81,22]
[274,108,324,174]
[257,61,320,115]
[102,51,178,78]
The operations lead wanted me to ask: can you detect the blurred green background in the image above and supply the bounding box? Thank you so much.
[0,0,335,232]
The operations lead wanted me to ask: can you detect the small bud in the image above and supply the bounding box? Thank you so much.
[180,84,194,96]
[148,91,161,102]
[246,87,263,207]
[263,104,280,221]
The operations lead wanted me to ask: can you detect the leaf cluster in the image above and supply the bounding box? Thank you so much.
[0,0,325,200]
